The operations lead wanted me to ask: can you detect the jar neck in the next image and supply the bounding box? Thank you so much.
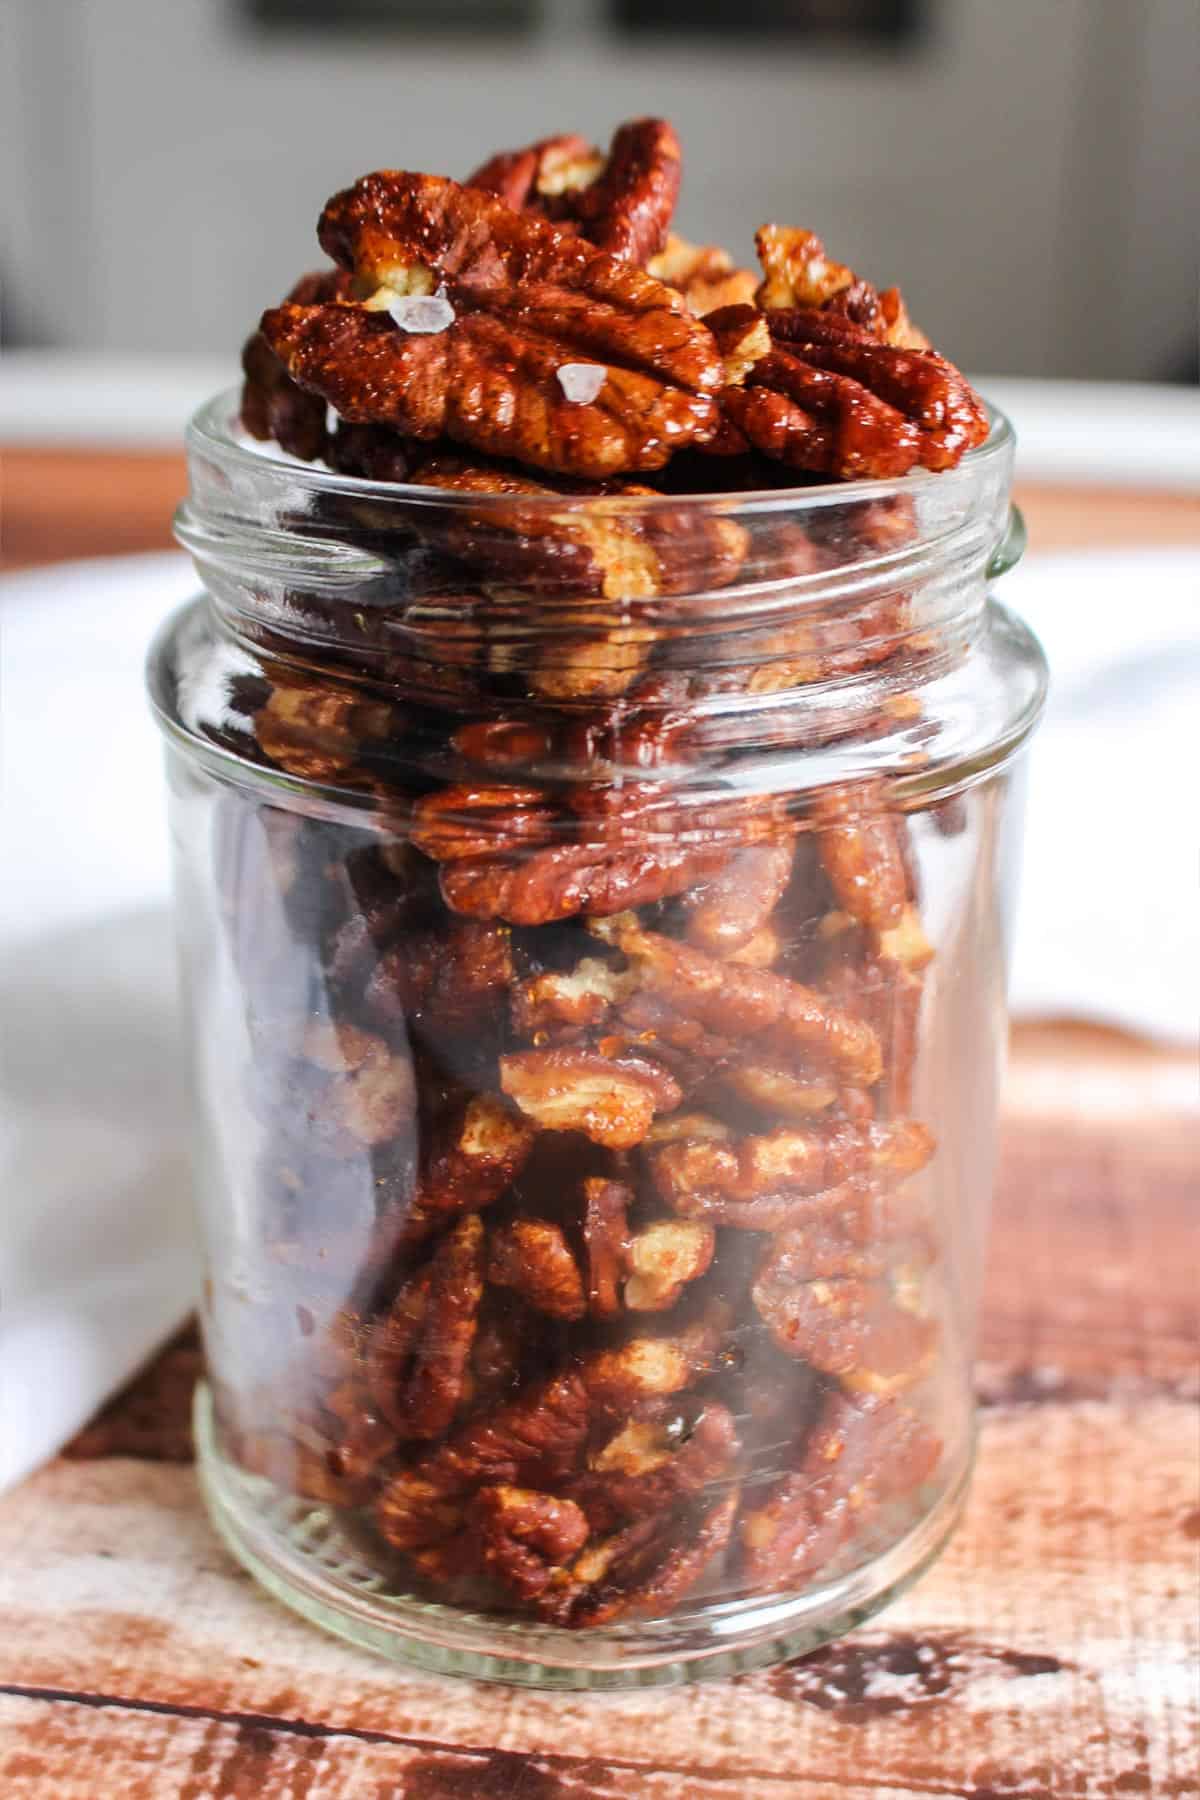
[166,392,1027,795]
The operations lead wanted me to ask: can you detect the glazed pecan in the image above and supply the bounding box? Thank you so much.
[468,118,681,266]
[752,1213,937,1391]
[581,1176,633,1320]
[365,1212,484,1437]
[382,1367,591,1503]
[675,842,795,954]
[301,1022,416,1152]
[487,1218,587,1321]
[511,956,634,1044]
[755,225,929,349]
[472,1483,590,1603]
[254,677,398,785]
[623,1219,716,1312]
[648,1120,934,1229]
[569,1402,738,1533]
[648,234,759,316]
[713,297,990,480]
[740,1389,941,1592]
[261,174,722,479]
[589,913,883,1085]
[560,1487,739,1628]
[500,1047,682,1149]
[241,267,352,459]
[721,1062,838,1121]
[365,916,514,1046]
[381,1093,535,1249]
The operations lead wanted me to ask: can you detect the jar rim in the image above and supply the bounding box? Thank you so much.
[186,387,1015,520]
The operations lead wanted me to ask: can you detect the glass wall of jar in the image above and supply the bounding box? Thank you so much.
[148,392,1045,1686]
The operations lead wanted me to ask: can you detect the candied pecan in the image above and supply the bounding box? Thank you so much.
[500,1047,681,1148]
[511,956,634,1044]
[740,1389,941,1592]
[254,677,398,784]
[469,118,681,266]
[562,1488,739,1628]
[262,174,721,479]
[729,303,989,478]
[241,267,353,459]
[467,132,603,216]
[581,1176,633,1319]
[472,1484,590,1603]
[381,1093,535,1249]
[624,1218,715,1312]
[366,1213,484,1437]
[751,1217,936,1391]
[441,837,733,927]
[409,784,558,864]
[755,225,929,350]
[676,842,795,954]
[648,1121,934,1229]
[570,1402,738,1533]
[301,1022,416,1152]
[390,1366,591,1499]
[590,914,882,1085]
[815,795,911,932]
[579,1309,728,1414]
[648,234,759,316]
[365,917,514,1043]
[375,1471,467,1552]
[487,1218,587,1321]
[721,1063,838,1120]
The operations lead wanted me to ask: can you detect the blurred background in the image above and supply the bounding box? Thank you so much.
[1,0,1196,381]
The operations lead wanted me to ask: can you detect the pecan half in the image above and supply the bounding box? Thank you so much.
[569,1401,738,1533]
[752,1214,937,1391]
[487,1218,587,1321]
[473,1483,590,1603]
[624,1218,716,1312]
[648,234,759,316]
[561,1487,739,1628]
[366,1212,484,1437]
[581,1176,633,1319]
[379,1092,535,1249]
[676,842,795,954]
[755,224,929,349]
[740,1389,941,1592]
[649,1120,934,1230]
[500,1047,681,1149]
[241,266,352,459]
[469,118,682,266]
[713,298,990,480]
[261,174,721,478]
[589,913,883,1085]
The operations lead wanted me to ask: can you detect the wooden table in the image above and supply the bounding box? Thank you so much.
[2,455,1197,1798]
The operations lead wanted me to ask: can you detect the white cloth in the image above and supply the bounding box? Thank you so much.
[1,545,1196,1491]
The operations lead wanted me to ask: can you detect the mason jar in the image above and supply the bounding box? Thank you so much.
[147,389,1045,1687]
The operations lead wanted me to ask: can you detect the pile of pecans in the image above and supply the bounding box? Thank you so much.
[219,119,980,1628]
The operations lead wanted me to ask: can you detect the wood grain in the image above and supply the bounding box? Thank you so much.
[2,1094,1196,1799]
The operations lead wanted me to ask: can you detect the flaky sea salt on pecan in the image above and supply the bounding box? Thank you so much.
[260,173,721,479]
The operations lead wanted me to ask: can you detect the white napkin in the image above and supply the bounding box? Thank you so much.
[1,545,1196,1491]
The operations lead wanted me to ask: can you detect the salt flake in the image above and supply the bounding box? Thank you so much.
[388,286,455,335]
[557,363,607,405]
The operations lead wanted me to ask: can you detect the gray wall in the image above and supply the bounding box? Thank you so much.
[2,0,1196,377]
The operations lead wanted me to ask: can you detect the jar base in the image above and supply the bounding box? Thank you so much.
[194,1384,971,1689]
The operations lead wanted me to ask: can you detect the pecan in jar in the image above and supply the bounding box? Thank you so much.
[468,118,682,267]
[260,173,722,479]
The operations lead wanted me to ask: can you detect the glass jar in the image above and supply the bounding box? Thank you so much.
[148,390,1045,1687]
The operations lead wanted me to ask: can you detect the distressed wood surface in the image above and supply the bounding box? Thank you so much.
[1,1035,1196,1800]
